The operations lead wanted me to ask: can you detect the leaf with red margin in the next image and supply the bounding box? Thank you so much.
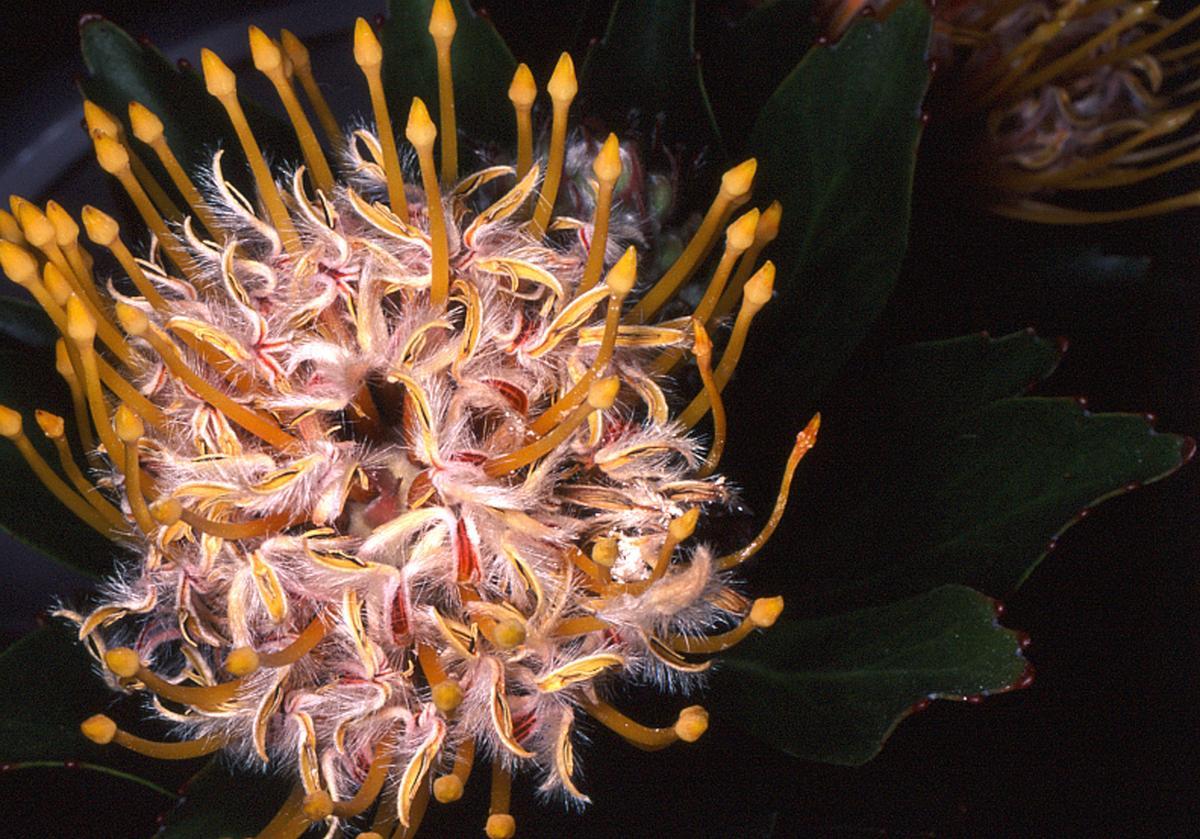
[716,585,1032,765]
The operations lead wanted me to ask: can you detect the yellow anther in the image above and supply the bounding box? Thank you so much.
[33,410,63,440]
[113,403,144,444]
[225,647,261,677]
[741,259,775,309]
[302,791,334,820]
[281,29,344,151]
[200,48,236,97]
[66,294,96,343]
[593,132,622,183]
[405,96,438,150]
[749,595,784,628]
[127,101,164,145]
[673,705,709,743]
[0,404,21,438]
[407,97,450,308]
[202,48,301,256]
[628,158,758,323]
[486,814,517,839]
[16,200,56,248]
[105,647,142,678]
[669,506,700,542]
[44,201,79,249]
[508,62,537,107]
[355,18,408,219]
[80,714,118,745]
[592,537,618,567]
[81,205,168,310]
[429,0,457,39]
[587,375,620,409]
[546,51,579,102]
[492,618,527,650]
[429,0,459,181]
[0,240,37,285]
[113,300,147,336]
[149,497,182,526]
[431,678,464,713]
[353,16,383,66]
[721,158,757,199]
[433,774,464,803]
[531,52,578,236]
[508,63,536,179]
[249,26,335,195]
[726,207,759,253]
[248,25,283,74]
[82,100,120,138]
[0,209,24,244]
[79,205,117,246]
[41,263,71,306]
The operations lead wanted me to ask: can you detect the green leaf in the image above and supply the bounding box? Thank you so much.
[79,17,298,194]
[580,0,721,151]
[716,585,1030,765]
[382,0,518,149]
[0,303,113,575]
[157,761,291,839]
[0,294,56,348]
[864,329,1062,424]
[726,0,932,456]
[0,624,174,798]
[702,0,820,151]
[804,396,1191,602]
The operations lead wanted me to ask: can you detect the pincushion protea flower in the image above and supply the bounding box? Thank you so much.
[0,3,810,837]
[824,0,1200,223]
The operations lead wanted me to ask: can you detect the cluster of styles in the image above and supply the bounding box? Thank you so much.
[826,0,1200,222]
[0,3,815,837]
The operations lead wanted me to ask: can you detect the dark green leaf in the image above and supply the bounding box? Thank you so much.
[717,585,1029,765]
[580,0,721,151]
[863,329,1062,425]
[0,294,56,348]
[805,397,1190,601]
[0,310,114,575]
[79,17,298,195]
[702,0,820,151]
[0,624,174,797]
[382,0,518,150]
[723,0,932,486]
[157,761,291,839]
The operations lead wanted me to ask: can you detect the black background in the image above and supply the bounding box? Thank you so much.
[0,1,1196,836]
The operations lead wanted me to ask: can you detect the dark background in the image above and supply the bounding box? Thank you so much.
[0,1,1196,836]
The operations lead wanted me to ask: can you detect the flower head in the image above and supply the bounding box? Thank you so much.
[824,0,1200,222]
[1,5,813,836]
